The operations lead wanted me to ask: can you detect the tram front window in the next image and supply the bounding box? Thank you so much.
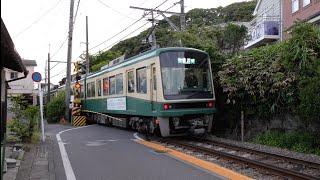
[160,50,214,100]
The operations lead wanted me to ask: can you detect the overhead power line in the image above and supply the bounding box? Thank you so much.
[73,0,81,24]
[97,0,134,20]
[51,37,68,59]
[50,0,81,70]
[14,0,64,38]
[99,22,150,53]
[89,16,146,51]
[96,2,177,54]
[89,0,171,51]
[50,68,67,79]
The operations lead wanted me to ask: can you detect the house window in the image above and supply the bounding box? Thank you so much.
[10,72,18,79]
[292,0,299,13]
[303,0,310,6]
[127,71,135,93]
[137,67,147,94]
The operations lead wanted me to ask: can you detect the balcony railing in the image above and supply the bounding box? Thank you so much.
[245,16,280,49]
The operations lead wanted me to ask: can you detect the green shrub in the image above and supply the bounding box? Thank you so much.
[297,77,320,124]
[24,105,40,132]
[7,96,40,143]
[46,91,66,122]
[252,131,319,155]
[218,22,320,123]
[31,131,40,144]
[8,118,29,142]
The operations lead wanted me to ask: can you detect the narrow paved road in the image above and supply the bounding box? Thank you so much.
[56,125,225,180]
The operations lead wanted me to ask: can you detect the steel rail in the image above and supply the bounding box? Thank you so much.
[201,139,320,170]
[165,140,319,180]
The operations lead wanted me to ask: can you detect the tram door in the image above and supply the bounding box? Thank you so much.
[151,64,157,111]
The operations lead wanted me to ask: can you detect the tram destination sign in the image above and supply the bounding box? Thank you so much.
[178,57,196,64]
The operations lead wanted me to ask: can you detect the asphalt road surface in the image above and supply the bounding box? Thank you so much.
[55,125,225,180]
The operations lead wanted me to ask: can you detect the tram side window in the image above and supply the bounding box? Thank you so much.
[87,82,91,97]
[103,77,109,96]
[152,67,157,90]
[80,83,84,98]
[109,76,116,95]
[91,82,96,97]
[96,79,102,96]
[127,71,135,93]
[116,73,123,94]
[87,82,95,97]
[137,67,147,94]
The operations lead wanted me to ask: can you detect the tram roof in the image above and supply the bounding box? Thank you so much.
[85,47,207,80]
[55,47,207,89]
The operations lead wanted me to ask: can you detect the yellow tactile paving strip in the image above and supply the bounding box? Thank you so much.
[137,140,253,180]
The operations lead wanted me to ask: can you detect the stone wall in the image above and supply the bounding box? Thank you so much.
[213,113,320,140]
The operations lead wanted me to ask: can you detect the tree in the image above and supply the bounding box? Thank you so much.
[221,24,248,54]
[46,91,66,122]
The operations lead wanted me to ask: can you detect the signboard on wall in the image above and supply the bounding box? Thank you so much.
[107,97,126,110]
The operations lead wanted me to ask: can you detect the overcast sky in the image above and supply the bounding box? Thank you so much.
[2,0,248,85]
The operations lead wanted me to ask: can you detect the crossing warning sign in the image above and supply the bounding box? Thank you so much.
[72,116,86,126]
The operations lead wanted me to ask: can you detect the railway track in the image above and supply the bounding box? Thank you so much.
[202,139,320,170]
[160,138,320,180]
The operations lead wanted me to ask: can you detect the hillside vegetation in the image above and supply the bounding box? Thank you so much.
[89,0,256,72]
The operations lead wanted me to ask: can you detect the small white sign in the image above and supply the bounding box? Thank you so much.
[107,97,126,110]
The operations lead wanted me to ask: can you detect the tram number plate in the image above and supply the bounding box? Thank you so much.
[107,97,126,110]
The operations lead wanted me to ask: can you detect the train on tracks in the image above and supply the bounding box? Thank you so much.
[51,47,217,137]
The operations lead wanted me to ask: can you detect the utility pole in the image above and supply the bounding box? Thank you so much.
[130,4,185,47]
[85,16,89,100]
[65,0,75,122]
[47,52,51,103]
[45,59,47,93]
[180,0,185,31]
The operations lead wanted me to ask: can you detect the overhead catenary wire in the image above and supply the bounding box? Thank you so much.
[14,0,64,38]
